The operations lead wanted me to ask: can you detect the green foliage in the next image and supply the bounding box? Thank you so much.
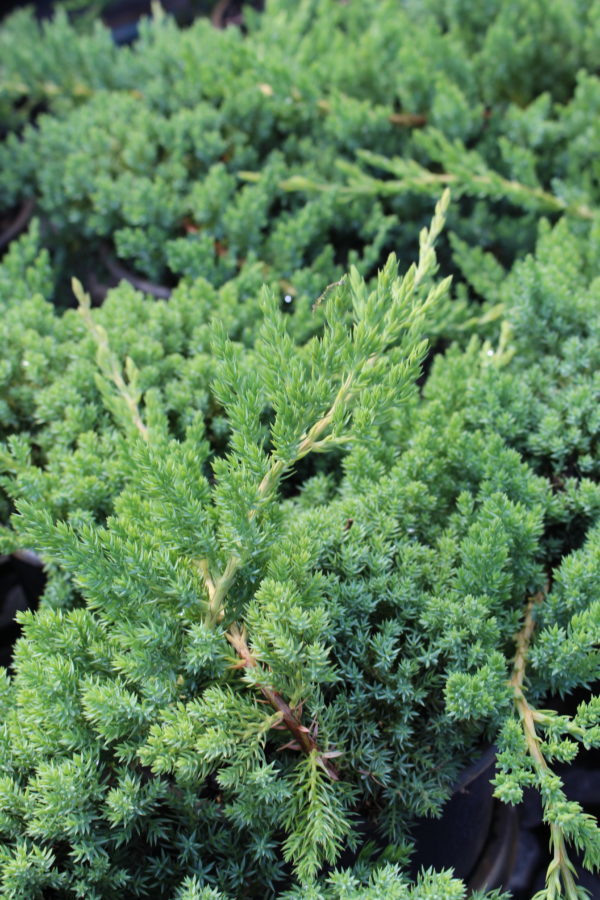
[1,1,600,897]
[0,185,598,896]
[0,197,507,897]
[1,0,598,325]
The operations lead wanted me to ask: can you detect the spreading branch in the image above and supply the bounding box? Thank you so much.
[275,166,595,223]
[72,276,343,776]
[0,198,36,251]
[74,193,449,782]
[205,371,357,626]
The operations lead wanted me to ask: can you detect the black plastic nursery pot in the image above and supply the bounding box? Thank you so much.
[409,744,517,892]
[102,0,265,35]
[102,0,201,44]
[0,552,45,669]
[309,743,516,892]
[0,0,265,39]
[0,0,198,44]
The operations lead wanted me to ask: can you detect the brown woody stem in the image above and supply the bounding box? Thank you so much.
[99,245,172,300]
[197,372,360,779]
[226,626,339,780]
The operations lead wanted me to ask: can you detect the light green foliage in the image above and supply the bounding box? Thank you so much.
[175,868,510,900]
[1,1,600,898]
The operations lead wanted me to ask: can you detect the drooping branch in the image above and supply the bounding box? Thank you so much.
[510,588,581,900]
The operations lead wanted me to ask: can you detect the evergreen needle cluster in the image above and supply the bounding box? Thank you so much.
[0,1,599,898]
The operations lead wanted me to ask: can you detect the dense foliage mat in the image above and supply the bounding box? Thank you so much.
[0,1,599,898]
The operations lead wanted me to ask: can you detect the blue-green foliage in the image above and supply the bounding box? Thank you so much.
[0,1,600,898]
[1,0,599,315]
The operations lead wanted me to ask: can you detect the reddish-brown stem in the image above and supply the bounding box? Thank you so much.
[226,626,339,780]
